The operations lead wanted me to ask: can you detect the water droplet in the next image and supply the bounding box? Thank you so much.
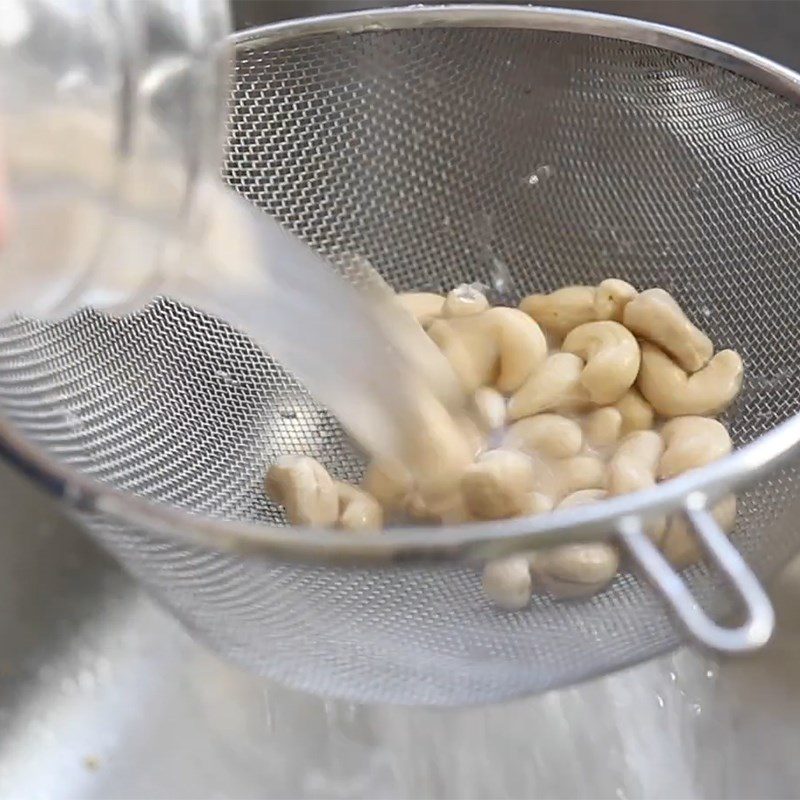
[94,656,112,679]
[700,305,713,319]
[490,256,512,294]
[527,164,553,186]
[669,670,677,683]
[57,69,86,92]
[656,693,665,708]
[692,702,703,716]
[706,668,716,679]
[77,668,95,691]
[322,698,337,719]
[750,368,794,390]
[261,689,275,734]
[214,369,240,386]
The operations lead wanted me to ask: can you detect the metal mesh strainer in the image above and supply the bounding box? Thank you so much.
[1,6,800,705]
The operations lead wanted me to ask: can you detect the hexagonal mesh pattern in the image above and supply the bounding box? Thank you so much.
[0,24,799,704]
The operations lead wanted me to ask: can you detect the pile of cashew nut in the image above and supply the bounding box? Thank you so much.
[265,279,744,611]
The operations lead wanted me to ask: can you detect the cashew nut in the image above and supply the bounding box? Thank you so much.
[521,492,556,515]
[482,556,533,610]
[508,352,588,420]
[661,495,737,569]
[555,455,607,497]
[406,488,471,524]
[362,458,412,513]
[637,342,744,417]
[584,407,623,449]
[427,315,498,393]
[461,450,535,520]
[623,288,713,372]
[443,283,490,317]
[613,388,655,434]
[265,455,339,526]
[427,307,546,394]
[562,321,641,404]
[453,412,484,459]
[519,285,596,338]
[401,392,475,496]
[504,414,583,459]
[483,307,548,393]
[608,431,664,496]
[658,417,732,480]
[608,431,665,541]
[472,386,507,433]
[396,291,444,328]
[557,488,609,509]
[532,541,619,599]
[594,278,638,322]
[335,482,383,532]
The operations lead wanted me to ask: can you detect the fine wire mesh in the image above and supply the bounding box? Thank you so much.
[0,25,799,704]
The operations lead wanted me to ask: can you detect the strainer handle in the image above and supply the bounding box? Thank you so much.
[617,503,775,653]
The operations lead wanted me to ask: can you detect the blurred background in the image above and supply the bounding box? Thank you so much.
[235,1,800,71]
[0,2,798,799]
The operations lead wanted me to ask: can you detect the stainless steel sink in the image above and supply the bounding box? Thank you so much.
[2,454,800,799]
[2,2,800,798]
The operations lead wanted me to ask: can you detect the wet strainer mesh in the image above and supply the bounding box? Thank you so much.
[1,23,799,704]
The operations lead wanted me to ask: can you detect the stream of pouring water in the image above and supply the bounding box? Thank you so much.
[168,187,461,465]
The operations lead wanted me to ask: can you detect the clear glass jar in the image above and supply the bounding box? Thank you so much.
[0,0,231,317]
[0,1,457,465]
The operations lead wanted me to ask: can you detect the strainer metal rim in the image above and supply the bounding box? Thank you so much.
[2,4,800,566]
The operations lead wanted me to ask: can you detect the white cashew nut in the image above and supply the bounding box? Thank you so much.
[613,388,655,434]
[508,352,588,420]
[637,342,744,417]
[658,417,732,480]
[562,321,641,404]
[608,431,664,496]
[519,285,596,338]
[335,482,383,532]
[594,278,638,322]
[472,386,507,433]
[532,541,619,599]
[584,407,623,449]
[454,412,485,459]
[396,291,444,328]
[555,455,607,497]
[482,556,533,610]
[623,288,713,372]
[428,307,546,394]
[406,488,471,524]
[557,488,609,509]
[401,392,475,496]
[427,314,498,393]
[443,283,490,317]
[608,431,665,542]
[521,492,556,515]
[661,495,737,569]
[461,450,535,520]
[503,414,583,459]
[362,458,412,513]
[265,455,339,527]
[483,307,549,393]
